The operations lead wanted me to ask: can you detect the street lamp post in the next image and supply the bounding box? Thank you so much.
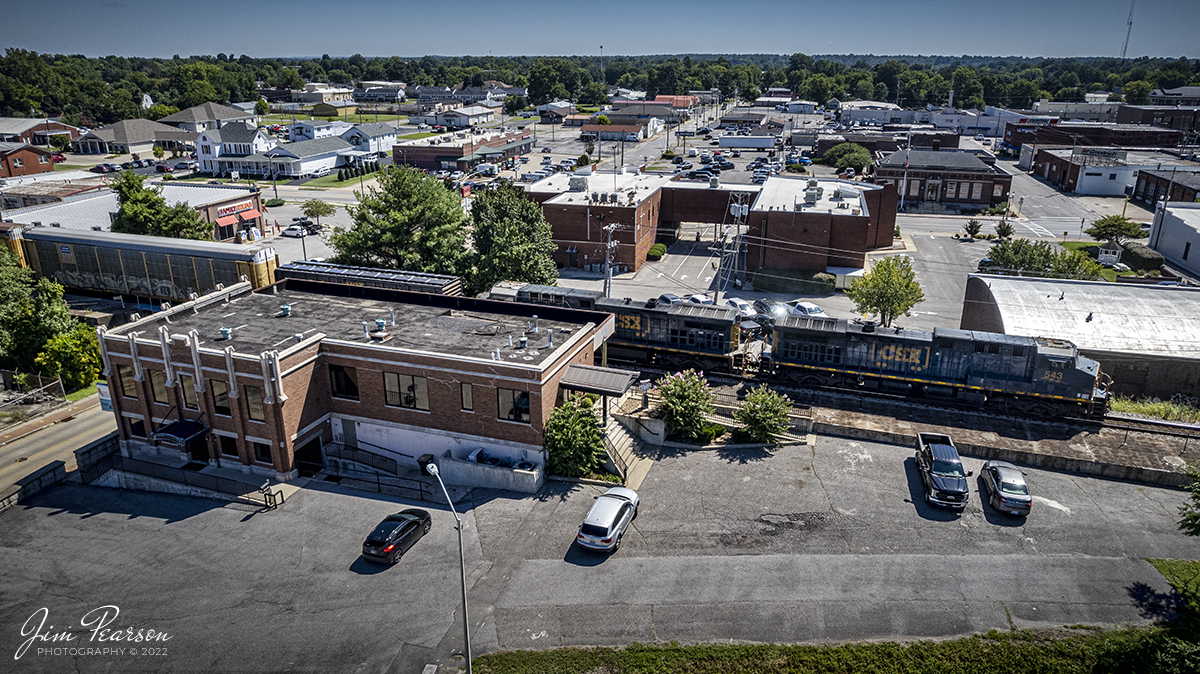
[426,463,471,674]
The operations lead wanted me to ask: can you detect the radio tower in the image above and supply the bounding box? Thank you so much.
[1120,1,1136,59]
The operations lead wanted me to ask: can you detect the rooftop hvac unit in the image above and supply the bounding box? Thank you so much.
[50,222,60,227]
[591,191,599,202]
[807,179,818,188]
[708,176,720,188]
[568,176,588,192]
[31,221,41,227]
[804,190,819,205]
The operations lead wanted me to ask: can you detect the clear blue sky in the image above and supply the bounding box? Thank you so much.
[3,0,1197,60]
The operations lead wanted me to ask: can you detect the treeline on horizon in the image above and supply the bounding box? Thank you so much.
[1,48,1196,128]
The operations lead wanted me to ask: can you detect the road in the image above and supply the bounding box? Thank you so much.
[0,403,114,493]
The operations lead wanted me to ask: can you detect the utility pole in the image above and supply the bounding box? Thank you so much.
[602,221,619,298]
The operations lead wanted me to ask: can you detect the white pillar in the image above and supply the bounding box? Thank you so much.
[224,346,239,398]
[188,330,205,392]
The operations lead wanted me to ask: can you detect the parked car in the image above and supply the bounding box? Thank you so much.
[713,160,734,170]
[576,487,639,552]
[154,163,173,173]
[657,293,684,305]
[686,294,713,305]
[121,161,135,170]
[311,166,330,178]
[90,164,110,173]
[684,171,714,181]
[281,225,307,238]
[696,126,712,134]
[751,174,768,184]
[980,460,1032,516]
[541,147,552,153]
[915,433,971,510]
[752,299,790,320]
[786,300,826,317]
[730,150,741,157]
[672,156,684,165]
[676,161,694,170]
[724,297,755,318]
[449,171,464,180]
[51,152,66,163]
[174,161,191,170]
[207,180,223,185]
[361,509,432,564]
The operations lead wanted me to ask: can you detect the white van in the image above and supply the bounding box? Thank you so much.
[312,166,330,178]
[687,148,698,157]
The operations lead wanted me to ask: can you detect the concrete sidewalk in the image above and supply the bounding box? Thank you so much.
[0,394,101,447]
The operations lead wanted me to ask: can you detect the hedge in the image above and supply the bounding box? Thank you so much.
[647,243,668,261]
[751,268,836,294]
[1123,241,1165,271]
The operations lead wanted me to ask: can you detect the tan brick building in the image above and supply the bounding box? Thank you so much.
[98,280,616,490]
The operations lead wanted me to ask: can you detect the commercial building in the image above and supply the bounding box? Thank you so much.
[0,175,107,210]
[96,279,617,491]
[874,149,1012,209]
[815,131,959,157]
[0,117,82,145]
[1028,100,1123,123]
[409,106,495,129]
[1029,147,1199,197]
[1133,169,1200,207]
[1148,202,1200,279]
[605,103,681,126]
[73,119,197,156]
[1003,120,1183,151]
[394,129,533,172]
[290,83,355,104]
[1150,86,1200,107]
[159,102,256,134]
[2,183,264,242]
[1116,105,1200,132]
[960,275,1200,399]
[0,142,53,178]
[579,124,644,142]
[312,101,359,118]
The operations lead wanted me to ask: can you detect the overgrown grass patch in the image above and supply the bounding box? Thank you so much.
[474,628,1177,674]
[65,383,98,402]
[752,268,836,295]
[399,132,438,140]
[1110,396,1200,423]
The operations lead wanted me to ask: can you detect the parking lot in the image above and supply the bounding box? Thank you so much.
[3,435,1196,672]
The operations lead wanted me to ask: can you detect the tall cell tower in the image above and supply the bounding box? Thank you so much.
[1121,1,1136,59]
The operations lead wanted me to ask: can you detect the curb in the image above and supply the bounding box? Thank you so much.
[0,396,101,447]
[545,475,622,488]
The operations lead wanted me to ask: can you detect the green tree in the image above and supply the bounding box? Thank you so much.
[466,183,557,295]
[824,142,872,172]
[963,219,983,238]
[145,103,179,120]
[504,95,527,115]
[0,250,35,369]
[1179,462,1200,537]
[48,134,70,151]
[0,276,75,373]
[739,85,760,103]
[254,98,269,116]
[596,114,610,125]
[110,171,212,240]
[1085,214,1145,244]
[1123,80,1153,105]
[152,146,164,159]
[994,220,1015,239]
[985,238,1056,273]
[845,255,925,328]
[1048,250,1105,280]
[301,198,336,226]
[578,81,609,105]
[329,166,468,274]
[35,323,100,392]
[733,385,791,443]
[653,369,716,441]
[543,393,605,478]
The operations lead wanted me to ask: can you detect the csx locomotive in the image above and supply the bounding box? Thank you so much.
[498,283,1112,418]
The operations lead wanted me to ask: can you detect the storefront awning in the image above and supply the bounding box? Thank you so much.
[237,208,262,220]
[152,419,208,446]
[216,214,239,226]
[559,364,638,397]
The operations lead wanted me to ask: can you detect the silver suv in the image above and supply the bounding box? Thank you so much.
[576,487,639,552]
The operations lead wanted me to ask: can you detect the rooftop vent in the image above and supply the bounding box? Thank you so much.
[280,304,291,316]
[220,327,232,339]
[50,222,60,228]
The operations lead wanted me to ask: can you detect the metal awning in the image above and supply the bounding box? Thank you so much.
[559,364,637,397]
[216,214,239,226]
[237,208,262,221]
[152,419,208,446]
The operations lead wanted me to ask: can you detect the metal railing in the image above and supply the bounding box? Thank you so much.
[323,442,401,476]
[603,434,629,479]
[81,454,277,507]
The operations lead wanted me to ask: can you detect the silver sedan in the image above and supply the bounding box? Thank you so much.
[981,460,1032,516]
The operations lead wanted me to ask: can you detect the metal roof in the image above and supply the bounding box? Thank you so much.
[669,303,738,320]
[3,184,257,232]
[559,364,638,397]
[21,227,271,261]
[879,149,990,171]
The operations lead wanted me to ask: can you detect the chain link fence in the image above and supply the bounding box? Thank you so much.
[0,370,67,429]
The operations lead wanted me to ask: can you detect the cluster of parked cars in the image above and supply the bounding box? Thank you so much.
[281,217,324,237]
[915,433,1032,516]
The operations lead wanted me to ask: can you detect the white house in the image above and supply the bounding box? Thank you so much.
[441,106,495,128]
[196,122,277,176]
[340,122,398,155]
[260,137,357,179]
[1149,202,1200,278]
[785,100,818,114]
[289,119,353,141]
[159,102,257,134]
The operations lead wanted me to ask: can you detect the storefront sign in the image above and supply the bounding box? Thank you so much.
[217,200,254,218]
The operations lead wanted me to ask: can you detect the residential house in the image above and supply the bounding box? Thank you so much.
[289,120,353,141]
[0,142,53,178]
[196,122,277,177]
[159,102,257,134]
[341,122,398,155]
[261,137,357,179]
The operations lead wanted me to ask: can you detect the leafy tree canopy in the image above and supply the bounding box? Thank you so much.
[466,183,558,296]
[845,254,925,328]
[110,170,212,240]
[1086,215,1146,244]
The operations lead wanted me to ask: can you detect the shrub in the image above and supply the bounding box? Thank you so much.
[733,385,792,442]
[1123,241,1165,271]
[994,220,1014,239]
[337,169,345,181]
[577,153,590,166]
[264,198,285,208]
[963,219,982,238]
[543,393,605,478]
[653,369,716,441]
[646,243,668,261]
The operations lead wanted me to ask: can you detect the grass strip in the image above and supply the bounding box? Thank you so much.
[1110,396,1200,423]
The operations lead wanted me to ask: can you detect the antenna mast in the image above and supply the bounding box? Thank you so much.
[1121,1,1135,59]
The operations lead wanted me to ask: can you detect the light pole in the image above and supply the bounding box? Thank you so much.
[426,463,471,674]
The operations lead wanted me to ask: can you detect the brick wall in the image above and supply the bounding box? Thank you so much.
[0,147,54,178]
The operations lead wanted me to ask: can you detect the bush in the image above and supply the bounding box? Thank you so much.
[264,198,285,208]
[337,169,345,181]
[577,153,590,166]
[543,393,605,478]
[751,268,835,294]
[662,150,676,159]
[653,369,715,441]
[1123,241,1165,271]
[733,386,792,442]
[963,219,982,238]
[646,243,668,261]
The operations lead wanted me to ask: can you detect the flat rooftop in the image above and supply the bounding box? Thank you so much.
[4,183,258,231]
[1044,148,1199,167]
[532,170,672,206]
[125,281,602,365]
[752,176,876,214]
[403,129,522,149]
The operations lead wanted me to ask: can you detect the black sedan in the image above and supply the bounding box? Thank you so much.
[361,509,432,564]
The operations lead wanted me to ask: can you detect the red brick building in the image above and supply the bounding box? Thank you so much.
[394,129,533,172]
[0,142,53,178]
[1116,105,1200,132]
[874,149,1012,208]
[0,118,82,145]
[1003,120,1182,148]
[98,280,616,490]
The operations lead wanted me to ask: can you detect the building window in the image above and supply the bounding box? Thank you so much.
[497,388,531,424]
[117,364,137,399]
[179,374,199,410]
[13,157,22,168]
[1185,242,1191,261]
[202,145,211,155]
[253,441,272,463]
[329,365,359,401]
[945,182,956,197]
[245,385,265,422]
[150,370,169,405]
[993,184,1003,197]
[1109,173,1117,180]
[212,380,231,416]
[383,372,428,410]
[128,418,146,438]
[38,155,48,164]
[220,435,239,457]
[461,383,474,411]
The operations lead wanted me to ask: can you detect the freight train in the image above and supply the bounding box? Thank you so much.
[497,283,1111,418]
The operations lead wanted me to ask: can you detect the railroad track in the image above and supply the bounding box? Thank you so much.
[608,359,1200,439]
